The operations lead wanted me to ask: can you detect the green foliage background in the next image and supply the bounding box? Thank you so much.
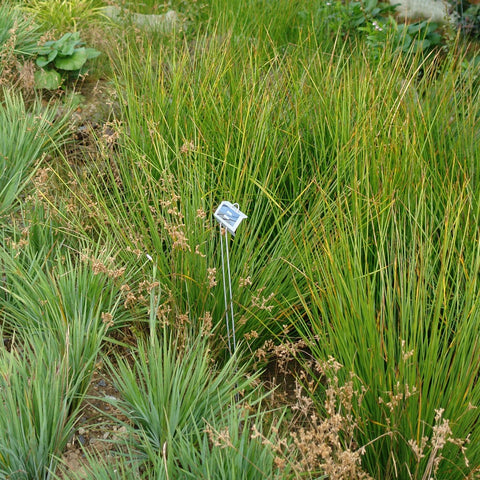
[1,0,480,478]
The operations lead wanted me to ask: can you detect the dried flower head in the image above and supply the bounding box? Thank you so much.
[207,268,217,288]
[180,140,195,154]
[101,312,114,328]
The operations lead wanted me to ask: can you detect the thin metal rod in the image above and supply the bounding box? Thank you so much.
[224,230,236,353]
[219,225,232,355]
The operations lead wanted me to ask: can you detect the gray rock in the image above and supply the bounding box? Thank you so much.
[102,6,179,33]
[390,0,452,23]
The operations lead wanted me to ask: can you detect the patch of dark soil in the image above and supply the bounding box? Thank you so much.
[59,364,128,477]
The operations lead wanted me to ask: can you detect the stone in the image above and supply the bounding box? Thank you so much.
[102,6,179,33]
[390,0,451,23]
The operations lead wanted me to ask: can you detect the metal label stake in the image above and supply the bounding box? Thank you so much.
[214,201,247,355]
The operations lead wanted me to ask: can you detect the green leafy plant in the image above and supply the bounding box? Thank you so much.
[344,0,397,28]
[315,0,396,36]
[459,4,480,37]
[315,1,444,59]
[363,16,443,57]
[34,32,101,89]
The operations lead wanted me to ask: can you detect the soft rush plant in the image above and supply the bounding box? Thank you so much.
[62,28,331,348]
[294,192,480,478]
[17,0,480,477]
[289,40,480,478]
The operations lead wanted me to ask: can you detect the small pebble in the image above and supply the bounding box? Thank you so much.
[97,379,107,387]
[78,435,87,446]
